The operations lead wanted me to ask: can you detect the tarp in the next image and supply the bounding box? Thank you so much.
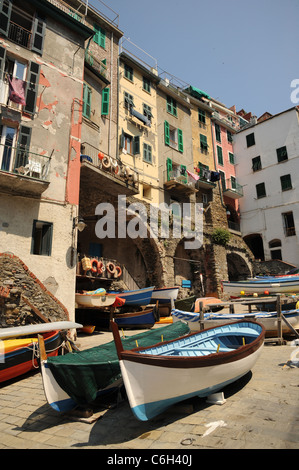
[47,321,190,405]
[185,85,210,100]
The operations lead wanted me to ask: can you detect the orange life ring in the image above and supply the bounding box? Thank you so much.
[106,262,115,274]
[114,265,122,278]
[90,259,98,274]
[97,261,104,274]
[102,156,111,169]
[112,161,119,174]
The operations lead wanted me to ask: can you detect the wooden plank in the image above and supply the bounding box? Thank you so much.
[22,295,50,323]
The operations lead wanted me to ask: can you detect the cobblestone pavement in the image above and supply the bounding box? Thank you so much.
[0,327,298,453]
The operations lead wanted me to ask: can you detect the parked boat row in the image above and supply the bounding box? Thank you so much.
[222,275,299,296]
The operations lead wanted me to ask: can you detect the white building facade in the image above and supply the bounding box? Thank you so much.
[233,107,299,267]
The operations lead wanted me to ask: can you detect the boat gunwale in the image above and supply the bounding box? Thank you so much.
[111,320,265,369]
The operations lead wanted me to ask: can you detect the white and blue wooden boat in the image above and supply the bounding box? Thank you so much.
[111,320,265,421]
[114,307,156,329]
[108,286,154,306]
[150,286,179,307]
[172,308,299,336]
[222,277,299,296]
[38,321,190,413]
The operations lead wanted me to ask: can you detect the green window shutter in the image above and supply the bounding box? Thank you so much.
[133,136,140,155]
[0,0,12,36]
[178,129,183,152]
[24,61,40,115]
[31,16,46,54]
[229,152,235,164]
[164,120,170,145]
[167,157,172,181]
[217,146,223,165]
[143,143,152,163]
[93,24,106,48]
[101,87,109,115]
[200,134,208,151]
[15,125,32,168]
[83,83,91,119]
[215,124,221,142]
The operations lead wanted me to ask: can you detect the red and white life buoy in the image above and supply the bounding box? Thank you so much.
[90,259,98,274]
[114,265,122,278]
[102,156,111,169]
[106,262,115,275]
[111,159,119,175]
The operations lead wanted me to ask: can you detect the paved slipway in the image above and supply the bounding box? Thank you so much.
[0,326,298,452]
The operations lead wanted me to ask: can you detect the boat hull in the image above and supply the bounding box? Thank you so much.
[110,286,154,306]
[112,321,265,421]
[151,287,179,305]
[75,293,117,307]
[222,279,299,295]
[114,308,155,329]
[0,331,61,383]
[172,308,299,336]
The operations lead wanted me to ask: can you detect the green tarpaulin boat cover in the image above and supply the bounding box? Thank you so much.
[185,86,210,100]
[47,321,190,405]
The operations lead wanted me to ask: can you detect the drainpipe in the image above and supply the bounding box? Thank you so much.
[210,118,226,209]
[108,31,113,157]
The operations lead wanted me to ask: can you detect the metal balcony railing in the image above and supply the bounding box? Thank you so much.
[85,50,107,79]
[223,178,243,198]
[0,143,51,181]
[8,21,32,49]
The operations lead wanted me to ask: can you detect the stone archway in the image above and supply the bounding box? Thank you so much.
[226,251,252,281]
[243,233,264,260]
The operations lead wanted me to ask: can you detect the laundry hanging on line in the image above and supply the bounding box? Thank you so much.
[8,76,26,105]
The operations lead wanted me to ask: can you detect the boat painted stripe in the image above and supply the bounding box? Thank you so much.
[131,372,247,421]
[48,398,77,413]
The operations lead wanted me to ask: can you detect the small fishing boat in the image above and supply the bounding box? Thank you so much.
[108,286,154,306]
[0,322,82,383]
[75,289,118,308]
[151,286,179,307]
[174,295,196,312]
[38,321,190,413]
[111,320,265,421]
[172,308,299,336]
[193,297,224,313]
[114,307,156,329]
[222,277,299,296]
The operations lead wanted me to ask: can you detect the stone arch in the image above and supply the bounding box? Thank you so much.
[226,251,252,281]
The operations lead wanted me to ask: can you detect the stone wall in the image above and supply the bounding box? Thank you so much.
[0,253,69,327]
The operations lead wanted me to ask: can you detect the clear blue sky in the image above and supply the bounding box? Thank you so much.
[91,0,299,117]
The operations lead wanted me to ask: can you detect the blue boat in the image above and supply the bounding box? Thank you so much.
[114,308,156,329]
[109,286,154,306]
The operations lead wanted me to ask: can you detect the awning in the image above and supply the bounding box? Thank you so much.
[130,108,151,127]
[185,86,210,100]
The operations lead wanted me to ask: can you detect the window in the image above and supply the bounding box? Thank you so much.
[280,174,292,191]
[219,170,226,191]
[271,249,282,260]
[101,87,109,115]
[0,125,16,171]
[142,76,151,93]
[143,104,153,122]
[229,152,235,164]
[143,143,152,163]
[227,130,233,143]
[83,83,91,119]
[215,124,221,142]
[246,133,255,147]
[217,145,223,165]
[121,131,140,155]
[124,63,133,81]
[200,134,208,154]
[31,220,53,256]
[124,92,134,110]
[282,212,296,237]
[93,24,105,48]
[231,176,236,189]
[198,108,206,124]
[276,146,288,163]
[166,96,177,117]
[256,182,266,198]
[252,156,262,171]
[164,121,183,152]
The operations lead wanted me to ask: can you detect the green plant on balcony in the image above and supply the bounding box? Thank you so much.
[211,228,231,246]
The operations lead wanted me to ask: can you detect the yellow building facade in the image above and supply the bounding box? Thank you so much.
[118,52,160,204]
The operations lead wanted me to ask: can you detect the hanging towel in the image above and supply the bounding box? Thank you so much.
[187,170,199,181]
[202,169,211,180]
[8,77,26,105]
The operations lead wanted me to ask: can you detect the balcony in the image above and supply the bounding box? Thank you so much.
[164,170,197,196]
[222,178,243,199]
[84,50,109,84]
[0,143,50,196]
[80,142,139,196]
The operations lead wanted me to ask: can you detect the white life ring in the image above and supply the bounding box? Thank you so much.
[102,156,111,169]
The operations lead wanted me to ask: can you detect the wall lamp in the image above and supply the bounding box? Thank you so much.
[73,216,87,232]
